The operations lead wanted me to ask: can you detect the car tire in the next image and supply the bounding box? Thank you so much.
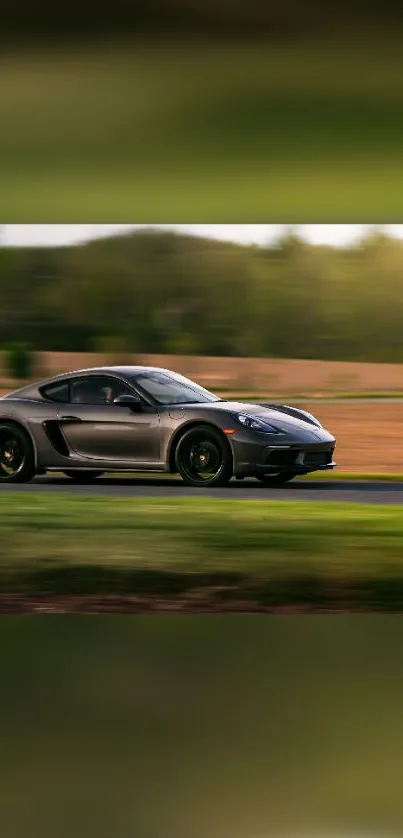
[63,470,104,482]
[175,425,233,488]
[0,422,36,483]
[256,472,298,484]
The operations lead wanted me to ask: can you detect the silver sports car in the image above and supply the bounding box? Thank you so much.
[0,365,336,486]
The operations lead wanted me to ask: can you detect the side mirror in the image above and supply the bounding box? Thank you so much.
[113,394,143,411]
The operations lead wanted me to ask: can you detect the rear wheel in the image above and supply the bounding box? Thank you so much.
[256,472,298,484]
[63,470,104,482]
[0,423,36,484]
[175,426,233,488]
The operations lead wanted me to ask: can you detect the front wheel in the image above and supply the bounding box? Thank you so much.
[256,472,298,484]
[175,426,233,488]
[63,470,104,482]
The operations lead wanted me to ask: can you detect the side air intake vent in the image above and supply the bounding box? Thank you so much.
[43,421,70,457]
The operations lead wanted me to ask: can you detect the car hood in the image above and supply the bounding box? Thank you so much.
[215,401,317,430]
[179,400,328,435]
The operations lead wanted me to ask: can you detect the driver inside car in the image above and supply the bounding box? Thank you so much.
[105,385,115,404]
[72,381,94,403]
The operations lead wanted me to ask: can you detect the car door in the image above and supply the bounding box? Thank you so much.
[56,375,161,463]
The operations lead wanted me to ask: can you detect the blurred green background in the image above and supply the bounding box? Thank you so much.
[3,11,403,836]
[2,226,403,362]
[1,617,403,838]
[3,33,403,220]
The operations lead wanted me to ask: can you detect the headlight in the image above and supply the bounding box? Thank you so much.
[232,413,283,433]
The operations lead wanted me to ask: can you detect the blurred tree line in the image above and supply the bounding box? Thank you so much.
[3,0,403,41]
[1,227,403,362]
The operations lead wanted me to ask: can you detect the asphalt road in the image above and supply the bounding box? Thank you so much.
[1,475,403,504]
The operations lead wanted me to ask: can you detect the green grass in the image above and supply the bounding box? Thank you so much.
[3,37,403,219]
[3,617,403,836]
[300,471,403,481]
[2,493,403,609]
[54,470,403,481]
[207,390,403,402]
[101,470,403,481]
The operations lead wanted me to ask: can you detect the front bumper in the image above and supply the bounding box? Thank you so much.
[231,429,336,478]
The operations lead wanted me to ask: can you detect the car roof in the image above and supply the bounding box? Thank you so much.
[45,365,173,382]
[1,366,176,400]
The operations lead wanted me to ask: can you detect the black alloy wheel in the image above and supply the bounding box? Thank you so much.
[175,426,233,487]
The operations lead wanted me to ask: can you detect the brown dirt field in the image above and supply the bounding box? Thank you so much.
[301,402,403,472]
[0,595,381,613]
[3,351,403,395]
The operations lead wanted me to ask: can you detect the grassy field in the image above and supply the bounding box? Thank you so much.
[2,494,403,611]
[301,471,403,481]
[50,470,403,481]
[2,616,403,836]
[3,37,403,220]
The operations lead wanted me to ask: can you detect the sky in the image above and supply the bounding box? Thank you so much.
[2,224,403,248]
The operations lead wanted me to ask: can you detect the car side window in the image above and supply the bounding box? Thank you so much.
[70,376,133,405]
[41,381,70,402]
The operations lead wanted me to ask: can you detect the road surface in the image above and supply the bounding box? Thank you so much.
[1,476,403,504]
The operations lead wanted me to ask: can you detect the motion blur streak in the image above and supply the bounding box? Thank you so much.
[2,29,403,218]
[1,617,403,838]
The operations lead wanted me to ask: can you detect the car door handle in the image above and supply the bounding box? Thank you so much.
[60,415,82,422]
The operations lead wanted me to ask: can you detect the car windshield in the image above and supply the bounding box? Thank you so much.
[133,371,220,405]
